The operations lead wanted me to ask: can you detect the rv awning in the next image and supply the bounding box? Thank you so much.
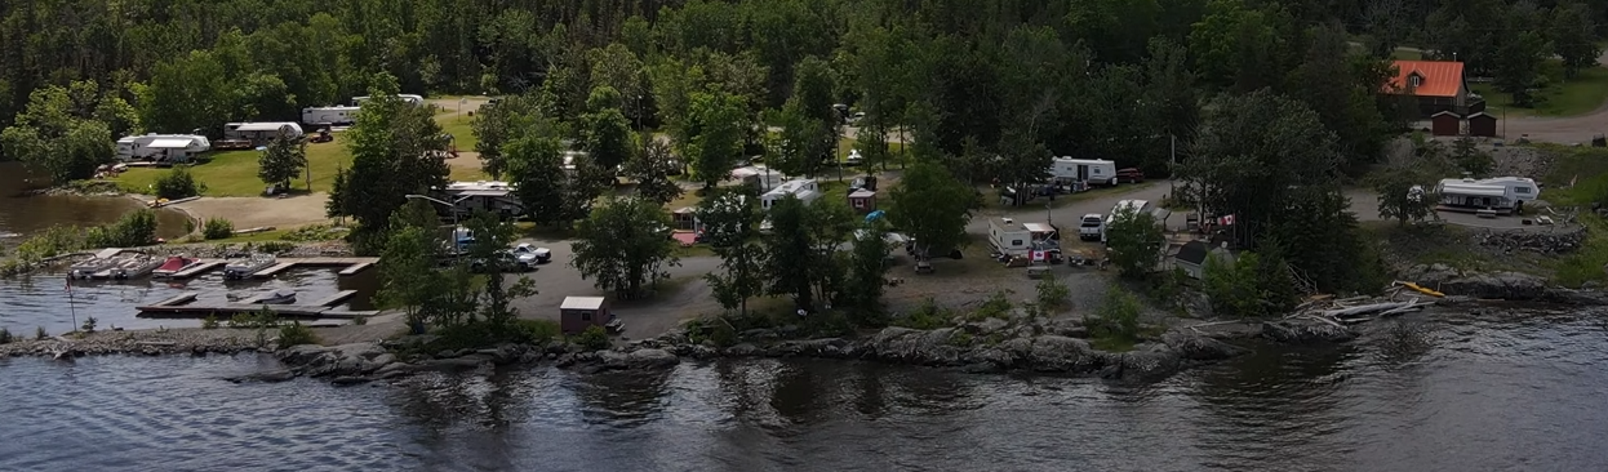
[1441,184,1507,197]
[454,190,512,197]
[147,138,194,149]
[234,123,292,132]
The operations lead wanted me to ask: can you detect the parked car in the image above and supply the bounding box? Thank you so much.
[1078,214,1104,241]
[510,243,552,265]
[1116,168,1145,184]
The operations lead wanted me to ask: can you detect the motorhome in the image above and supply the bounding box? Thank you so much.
[1435,176,1540,214]
[988,218,1060,258]
[761,179,822,210]
[1047,157,1119,187]
[352,94,425,106]
[1101,199,1152,244]
[222,122,304,145]
[301,106,361,126]
[115,134,212,162]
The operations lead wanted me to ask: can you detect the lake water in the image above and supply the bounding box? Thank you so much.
[0,161,189,242]
[1,309,1606,472]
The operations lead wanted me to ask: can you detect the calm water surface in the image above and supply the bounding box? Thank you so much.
[0,161,188,241]
[2,310,1606,472]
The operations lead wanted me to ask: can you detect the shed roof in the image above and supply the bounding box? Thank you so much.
[849,189,876,199]
[1175,240,1210,265]
[1467,112,1496,120]
[147,138,196,149]
[1386,60,1466,98]
[561,296,606,310]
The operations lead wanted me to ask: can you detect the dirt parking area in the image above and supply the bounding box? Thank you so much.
[503,239,723,339]
[171,194,333,230]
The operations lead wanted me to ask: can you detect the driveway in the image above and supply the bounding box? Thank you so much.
[503,238,722,340]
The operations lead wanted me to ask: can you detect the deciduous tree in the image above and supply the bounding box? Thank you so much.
[886,162,976,261]
[571,197,679,299]
[1370,167,1438,226]
[685,91,747,190]
[625,133,683,205]
[327,84,450,251]
[1105,206,1165,279]
[699,188,767,315]
[258,130,308,189]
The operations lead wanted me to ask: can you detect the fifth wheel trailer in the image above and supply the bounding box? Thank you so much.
[301,106,361,126]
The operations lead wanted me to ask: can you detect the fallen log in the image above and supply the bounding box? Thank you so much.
[1320,300,1427,318]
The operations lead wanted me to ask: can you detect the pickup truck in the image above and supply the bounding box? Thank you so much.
[1078,214,1104,241]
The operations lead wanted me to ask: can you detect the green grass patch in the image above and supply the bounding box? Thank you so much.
[115,140,353,197]
[1470,62,1608,117]
[438,114,478,152]
[981,182,1156,213]
[449,165,492,182]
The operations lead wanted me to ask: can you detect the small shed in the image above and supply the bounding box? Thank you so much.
[1430,111,1462,136]
[671,207,697,230]
[1172,240,1235,279]
[848,189,878,213]
[560,296,612,334]
[1467,112,1498,138]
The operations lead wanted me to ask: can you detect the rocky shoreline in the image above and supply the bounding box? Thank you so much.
[4,268,1604,386]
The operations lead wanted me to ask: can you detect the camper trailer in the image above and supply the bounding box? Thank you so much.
[436,181,525,218]
[988,218,1059,257]
[1436,177,1540,214]
[223,122,304,145]
[761,179,822,210]
[114,134,212,162]
[1047,157,1119,186]
[352,94,425,106]
[301,106,361,126]
[731,165,787,191]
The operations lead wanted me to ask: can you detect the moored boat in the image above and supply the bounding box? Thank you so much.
[67,257,116,280]
[222,254,276,280]
[151,256,202,279]
[107,254,163,280]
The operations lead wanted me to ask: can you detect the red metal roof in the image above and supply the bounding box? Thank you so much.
[1386,60,1465,98]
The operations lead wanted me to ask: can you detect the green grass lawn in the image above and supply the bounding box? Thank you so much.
[115,140,354,197]
[1469,61,1608,117]
[115,110,486,196]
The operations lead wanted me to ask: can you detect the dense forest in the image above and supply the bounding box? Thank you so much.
[1,0,1602,173]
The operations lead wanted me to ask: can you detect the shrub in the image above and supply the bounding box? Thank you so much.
[277,321,319,347]
[892,298,952,329]
[349,315,368,326]
[228,309,281,329]
[1036,272,1071,309]
[282,225,345,242]
[85,210,158,248]
[0,327,13,344]
[256,241,296,254]
[571,325,610,350]
[202,218,234,240]
[966,291,1014,321]
[201,315,220,329]
[1087,286,1143,343]
[14,225,87,260]
[516,319,561,344]
[153,166,204,199]
[80,316,98,334]
[35,326,47,340]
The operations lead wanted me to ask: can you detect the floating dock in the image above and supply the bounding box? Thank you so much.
[252,257,379,279]
[135,289,377,319]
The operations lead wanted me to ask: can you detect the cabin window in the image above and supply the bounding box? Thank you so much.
[1011,239,1024,246]
[1092,168,1103,175]
[1515,187,1532,194]
[1409,75,1423,88]
[580,311,593,321]
[852,199,865,209]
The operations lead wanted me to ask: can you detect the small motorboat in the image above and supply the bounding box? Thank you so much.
[151,256,202,279]
[107,254,164,280]
[223,254,276,280]
[259,289,297,305]
[67,257,116,280]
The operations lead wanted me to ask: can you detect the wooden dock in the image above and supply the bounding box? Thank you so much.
[169,261,225,279]
[135,288,375,320]
[252,257,379,278]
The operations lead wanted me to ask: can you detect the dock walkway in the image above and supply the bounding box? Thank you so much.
[135,289,376,320]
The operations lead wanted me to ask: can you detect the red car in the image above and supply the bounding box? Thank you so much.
[1116,168,1145,183]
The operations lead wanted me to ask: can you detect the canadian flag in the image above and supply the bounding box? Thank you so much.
[1220,214,1236,226]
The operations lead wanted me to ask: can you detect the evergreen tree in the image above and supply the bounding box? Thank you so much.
[257,130,307,189]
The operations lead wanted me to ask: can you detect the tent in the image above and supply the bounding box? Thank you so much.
[864,210,886,223]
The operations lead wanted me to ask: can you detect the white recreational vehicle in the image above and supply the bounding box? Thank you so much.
[437,181,525,218]
[352,94,425,106]
[731,165,787,191]
[301,106,361,126]
[115,134,212,162]
[223,122,304,143]
[761,179,822,210]
[988,218,1059,258]
[1047,157,1118,186]
[1435,177,1540,213]
[1101,199,1152,243]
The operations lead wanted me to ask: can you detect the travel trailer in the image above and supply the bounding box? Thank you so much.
[301,106,361,126]
[1047,157,1119,186]
[114,134,212,162]
[760,179,822,210]
[1435,176,1540,214]
[352,94,425,106]
[222,122,304,144]
[1101,199,1152,244]
[988,218,1060,258]
[436,181,525,218]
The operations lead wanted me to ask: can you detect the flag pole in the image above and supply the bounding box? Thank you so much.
[67,277,78,332]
